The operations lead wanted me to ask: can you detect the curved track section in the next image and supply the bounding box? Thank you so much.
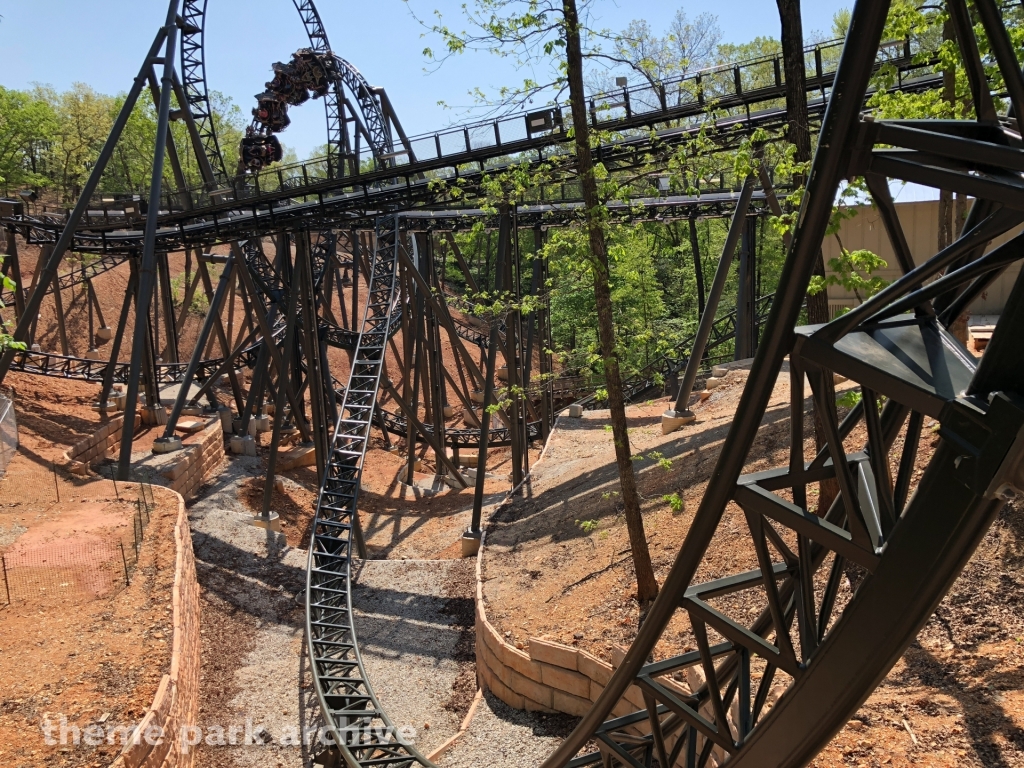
[180,0,231,186]
[305,214,433,767]
[542,4,1024,766]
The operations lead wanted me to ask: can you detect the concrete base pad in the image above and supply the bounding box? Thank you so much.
[460,466,509,483]
[565,404,584,418]
[249,512,283,533]
[218,407,233,433]
[175,420,205,434]
[448,450,478,468]
[661,409,695,435]
[279,443,315,470]
[96,327,113,341]
[152,436,183,454]
[461,531,482,557]
[462,408,481,428]
[91,401,118,413]
[182,405,204,417]
[230,435,258,457]
[141,406,168,426]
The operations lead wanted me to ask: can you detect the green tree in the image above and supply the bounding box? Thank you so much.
[417,0,661,610]
[36,83,115,202]
[0,86,55,194]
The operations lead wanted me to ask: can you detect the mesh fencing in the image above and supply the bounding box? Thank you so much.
[0,477,156,607]
[0,393,17,479]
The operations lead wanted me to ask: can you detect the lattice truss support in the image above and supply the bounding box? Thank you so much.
[542,2,1024,767]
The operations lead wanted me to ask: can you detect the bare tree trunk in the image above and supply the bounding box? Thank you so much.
[938,18,956,254]
[562,0,659,610]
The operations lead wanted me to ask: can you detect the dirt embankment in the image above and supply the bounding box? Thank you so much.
[482,366,1024,768]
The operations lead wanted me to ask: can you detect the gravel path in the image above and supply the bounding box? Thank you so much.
[186,455,317,768]
[351,558,476,756]
[181,454,481,766]
[438,692,578,768]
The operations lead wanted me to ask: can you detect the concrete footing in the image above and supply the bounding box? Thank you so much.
[152,436,183,454]
[84,348,102,361]
[182,405,204,417]
[398,472,446,496]
[460,466,509,483]
[462,408,481,428]
[91,401,118,413]
[565,404,584,418]
[442,405,456,418]
[218,407,233,433]
[661,409,696,435]
[461,530,482,557]
[141,405,168,426]
[449,450,478,468]
[96,327,113,341]
[278,443,315,469]
[230,435,257,456]
[249,512,283,533]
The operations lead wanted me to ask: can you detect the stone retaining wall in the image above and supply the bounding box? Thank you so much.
[474,536,738,765]
[111,488,201,768]
[63,414,142,474]
[159,419,225,501]
[474,534,643,719]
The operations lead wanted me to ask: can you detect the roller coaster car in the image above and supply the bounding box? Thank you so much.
[267,62,310,107]
[290,49,333,98]
[240,134,283,171]
[252,92,291,132]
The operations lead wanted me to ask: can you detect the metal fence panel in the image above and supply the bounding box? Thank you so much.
[0,394,17,479]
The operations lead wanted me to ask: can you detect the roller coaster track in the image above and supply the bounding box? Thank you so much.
[2,38,942,257]
[9,6,1023,766]
[305,214,433,766]
[541,2,1024,766]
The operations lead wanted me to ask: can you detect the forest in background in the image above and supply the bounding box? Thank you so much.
[0,2,1012,381]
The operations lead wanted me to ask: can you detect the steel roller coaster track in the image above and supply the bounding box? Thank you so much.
[2,1,1022,766]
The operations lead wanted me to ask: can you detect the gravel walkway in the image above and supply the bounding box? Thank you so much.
[438,691,578,768]
[351,558,476,756]
[177,453,480,766]
[185,455,317,768]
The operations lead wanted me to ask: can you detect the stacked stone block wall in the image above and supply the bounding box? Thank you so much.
[109,488,200,768]
[475,533,729,765]
[159,419,225,501]
[63,414,142,474]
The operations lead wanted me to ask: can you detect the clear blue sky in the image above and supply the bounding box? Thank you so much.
[2,1,852,158]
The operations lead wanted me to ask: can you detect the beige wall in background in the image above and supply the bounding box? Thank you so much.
[821,199,1021,317]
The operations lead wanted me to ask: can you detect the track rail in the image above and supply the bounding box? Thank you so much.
[306,214,433,767]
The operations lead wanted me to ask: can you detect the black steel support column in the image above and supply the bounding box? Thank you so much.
[162,255,235,437]
[470,209,508,533]
[298,230,329,480]
[117,3,181,480]
[735,215,758,360]
[670,172,757,416]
